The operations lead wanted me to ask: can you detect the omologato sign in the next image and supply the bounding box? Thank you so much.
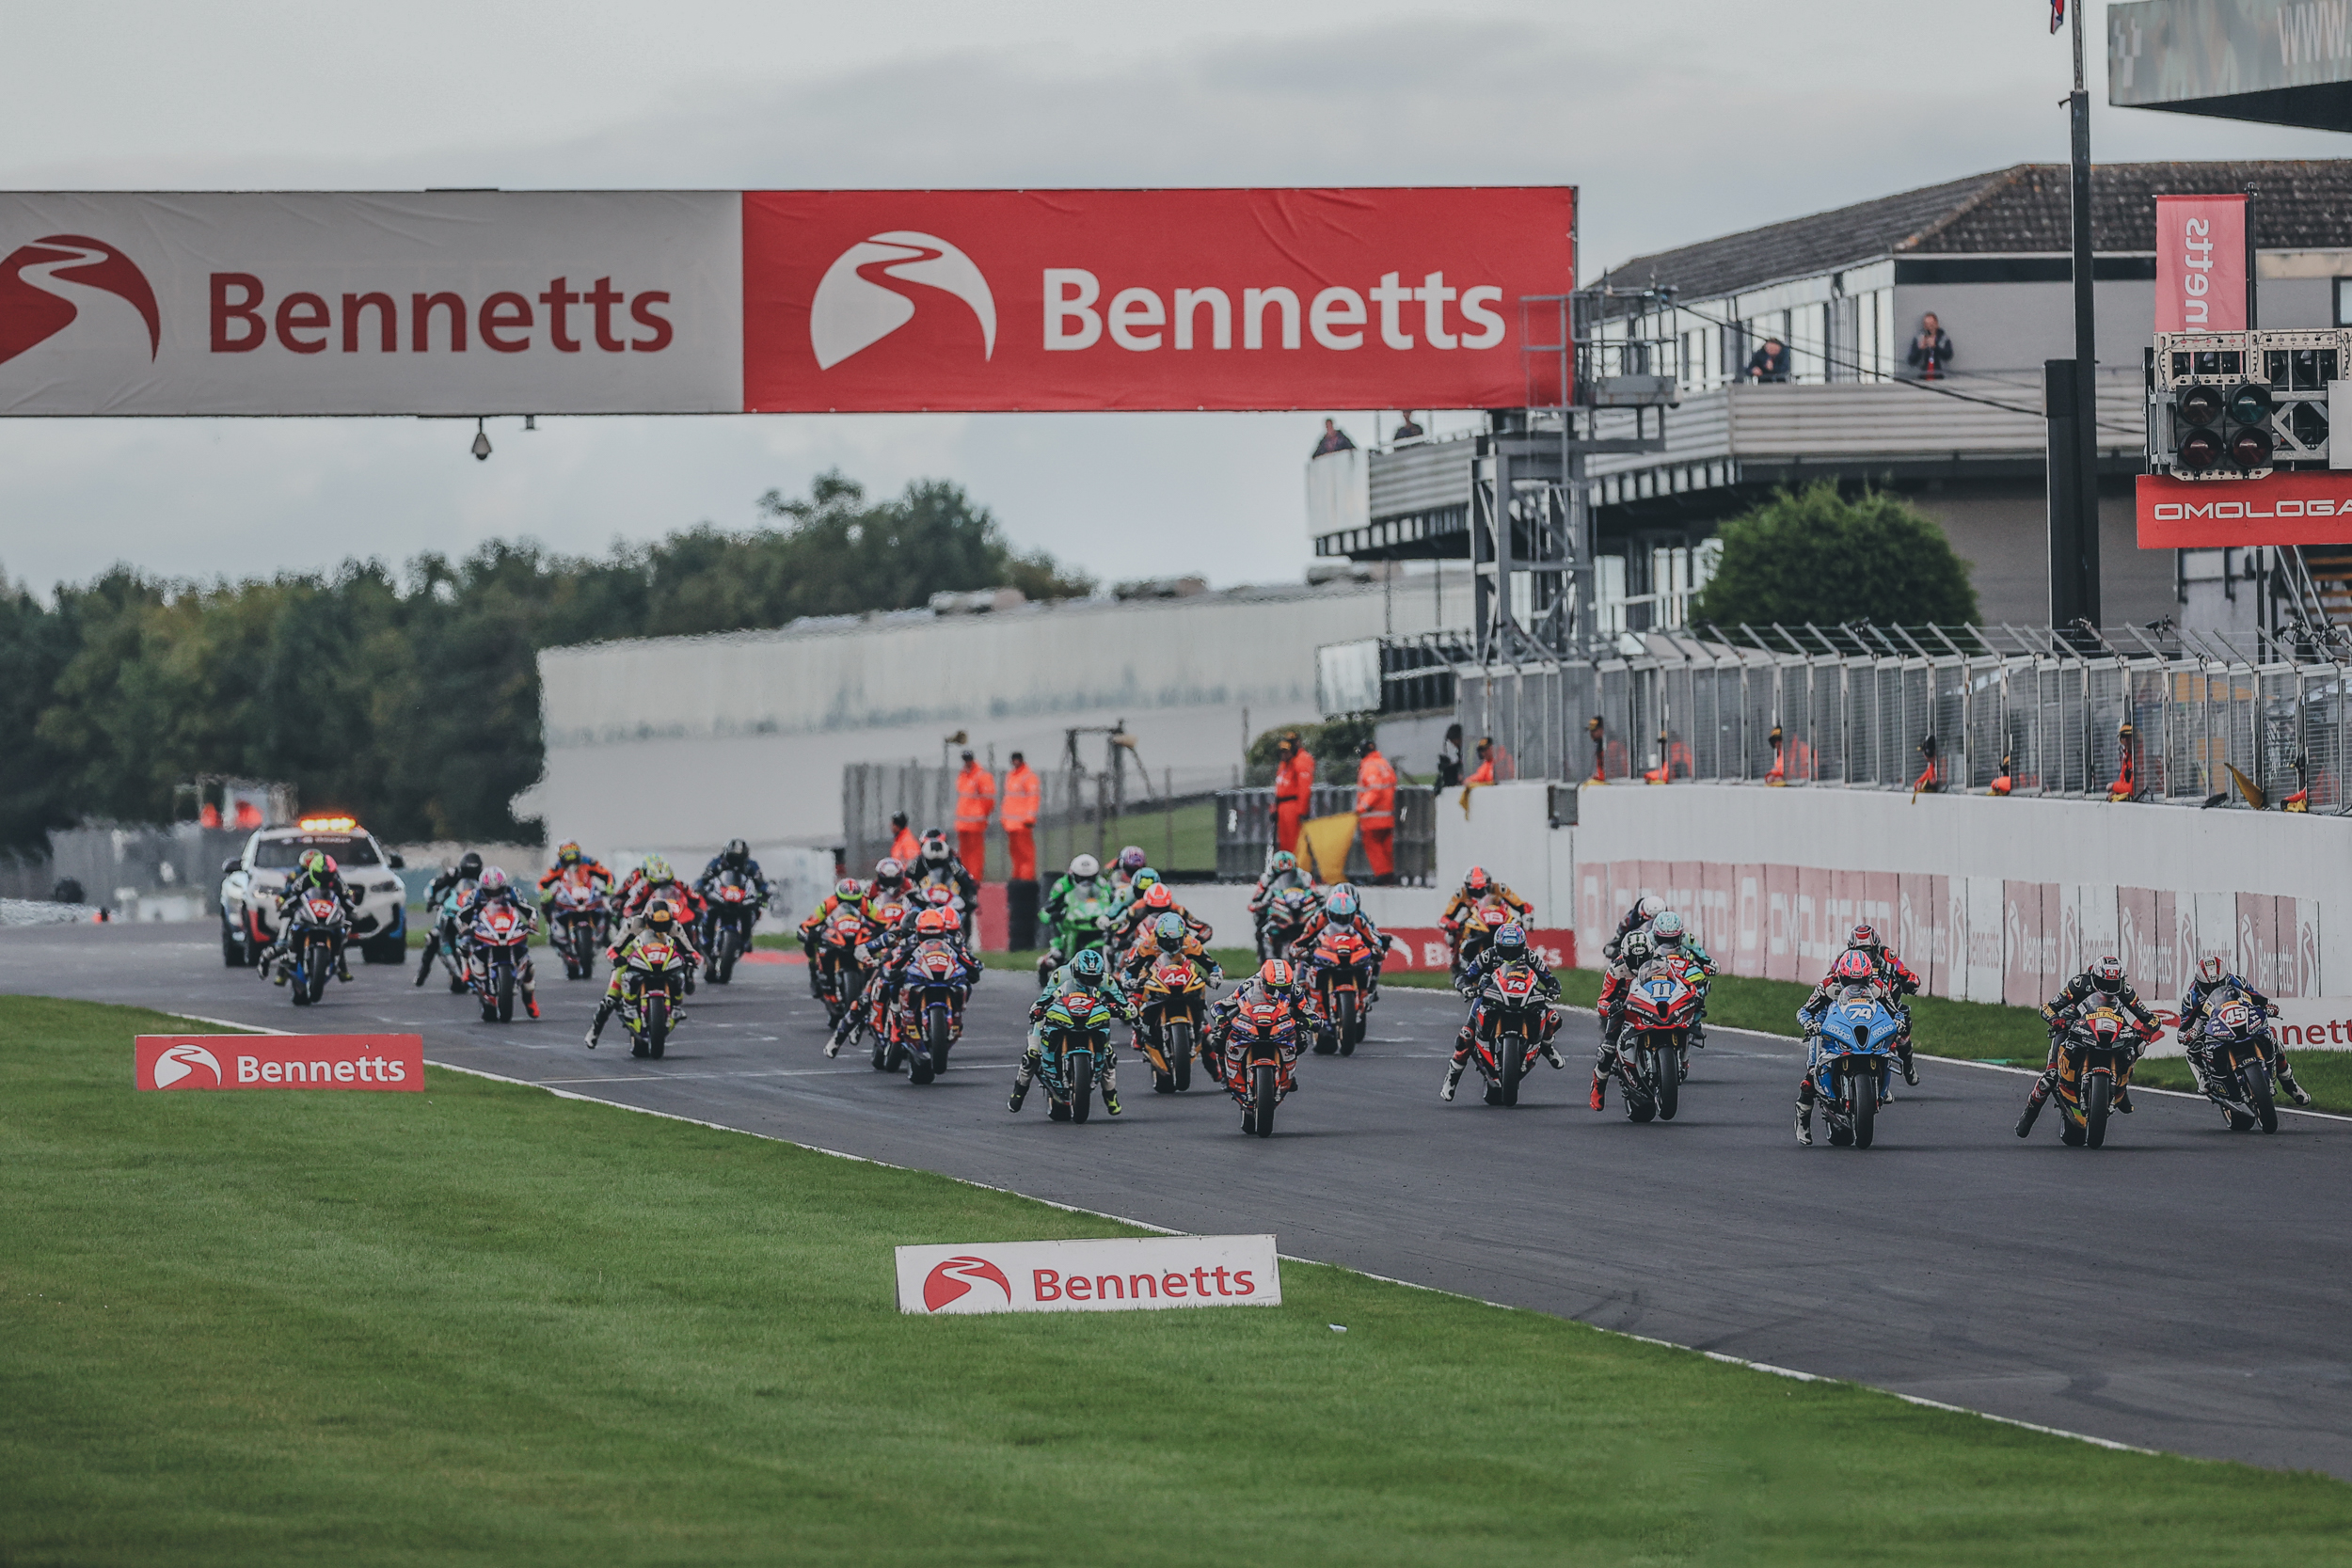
[0,188,1573,416]
[2136,470,2352,547]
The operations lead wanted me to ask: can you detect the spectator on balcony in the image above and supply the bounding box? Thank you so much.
[1742,337,1791,384]
[1906,313,1954,380]
[1436,723,1465,788]
[1312,419,1358,457]
[1391,411,1425,443]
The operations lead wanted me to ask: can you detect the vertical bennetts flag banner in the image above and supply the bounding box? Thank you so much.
[2154,193,2248,333]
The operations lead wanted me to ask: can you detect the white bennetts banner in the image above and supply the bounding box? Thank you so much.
[896,1235,1281,1315]
[0,193,742,416]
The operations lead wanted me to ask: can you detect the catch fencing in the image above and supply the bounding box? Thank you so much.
[1451,626,2352,812]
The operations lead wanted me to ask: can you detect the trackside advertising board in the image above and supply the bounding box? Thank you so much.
[896,1235,1280,1316]
[134,1034,425,1091]
[0,188,1571,416]
[2139,997,2352,1057]
[1379,927,1576,973]
[2136,471,2352,547]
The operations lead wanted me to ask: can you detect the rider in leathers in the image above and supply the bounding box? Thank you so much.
[1591,927,1667,1109]
[2014,956,2163,1119]
[415,849,485,985]
[1600,895,1668,962]
[1107,881,1212,957]
[1009,946,1133,1117]
[259,850,361,984]
[694,839,771,946]
[913,831,982,933]
[1292,885,1393,1007]
[1798,924,1923,1085]
[585,899,698,1049]
[1445,922,1564,1101]
[2177,955,2311,1105]
[1208,959,1314,1116]
[1248,850,1311,958]
[865,906,978,1066]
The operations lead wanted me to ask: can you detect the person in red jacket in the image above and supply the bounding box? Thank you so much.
[1273,732,1315,855]
[888,811,920,865]
[954,750,995,879]
[1354,738,1397,882]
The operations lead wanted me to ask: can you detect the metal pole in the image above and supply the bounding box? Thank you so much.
[2246,182,2260,329]
[2066,1,2103,631]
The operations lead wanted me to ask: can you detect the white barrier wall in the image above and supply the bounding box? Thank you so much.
[1438,781,2349,1005]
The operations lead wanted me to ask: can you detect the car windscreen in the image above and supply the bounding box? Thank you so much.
[252,835,382,870]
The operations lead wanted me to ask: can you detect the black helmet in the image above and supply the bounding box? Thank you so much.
[723,838,749,865]
[458,850,483,878]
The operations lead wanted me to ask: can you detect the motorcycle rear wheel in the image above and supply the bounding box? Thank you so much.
[2086,1074,2111,1148]
[1252,1063,1278,1137]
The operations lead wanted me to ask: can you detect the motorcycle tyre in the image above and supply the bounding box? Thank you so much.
[1850,1070,1876,1149]
[908,1044,934,1086]
[303,951,329,1006]
[1070,1054,1093,1124]
[927,1008,951,1074]
[1500,1031,1524,1107]
[1168,1020,1193,1091]
[2245,1059,2278,1133]
[1252,1063,1278,1137]
[645,993,668,1059]
[291,969,312,1006]
[2086,1074,2111,1148]
[494,966,515,1024]
[1337,990,1357,1052]
[1656,1044,1680,1121]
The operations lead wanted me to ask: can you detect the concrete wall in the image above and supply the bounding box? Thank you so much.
[1911,481,2175,628]
[1888,269,2332,376]
[532,570,1470,854]
[1439,780,2350,1005]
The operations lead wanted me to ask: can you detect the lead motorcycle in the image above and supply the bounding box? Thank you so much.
[613,926,691,1059]
[2187,986,2285,1134]
[1034,987,1116,1123]
[1807,984,1902,1148]
[278,889,351,1007]
[1307,927,1380,1056]
[467,897,538,1023]
[2015,1005,2151,1148]
[883,933,974,1084]
[1465,953,1555,1107]
[1224,991,1299,1136]
[701,868,764,985]
[1607,957,1704,1122]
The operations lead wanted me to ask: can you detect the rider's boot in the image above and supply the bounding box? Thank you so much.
[2014,1071,2054,1136]
[523,983,540,1021]
[1440,1061,1464,1101]
[2115,1084,2134,1113]
[336,947,353,982]
[1794,1097,1813,1146]
[1009,1046,1040,1113]
[1539,1040,1565,1069]
[2279,1057,2312,1106]
[1589,1072,1607,1112]
[1104,1087,1123,1116]
[1899,1039,1919,1086]
[413,940,436,987]
[585,997,614,1049]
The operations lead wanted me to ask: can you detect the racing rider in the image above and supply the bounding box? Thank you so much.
[258,849,361,985]
[1248,849,1311,958]
[1600,895,1667,962]
[415,849,485,986]
[2177,954,2310,1106]
[1009,945,1134,1117]
[1793,949,1885,1144]
[1591,927,1667,1108]
[1293,884,1393,1002]
[1207,958,1314,1119]
[1446,921,1564,1101]
[584,899,698,1049]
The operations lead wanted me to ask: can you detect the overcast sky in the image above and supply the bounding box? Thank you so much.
[3,0,2344,596]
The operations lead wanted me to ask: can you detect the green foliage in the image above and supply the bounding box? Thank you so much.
[0,473,1089,850]
[7,994,2349,1566]
[1690,482,1979,632]
[1243,717,1377,784]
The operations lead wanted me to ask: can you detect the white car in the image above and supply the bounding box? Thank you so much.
[219,818,409,968]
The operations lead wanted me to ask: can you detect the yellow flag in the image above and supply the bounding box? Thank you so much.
[2226,763,2268,812]
[1298,812,1359,883]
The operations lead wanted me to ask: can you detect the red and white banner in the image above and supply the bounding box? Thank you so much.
[0,188,1570,416]
[1380,927,1576,973]
[2154,193,2247,334]
[2141,997,2352,1057]
[134,1033,425,1091]
[896,1234,1280,1315]
[2136,471,2352,546]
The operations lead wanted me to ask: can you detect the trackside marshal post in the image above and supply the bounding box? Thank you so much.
[897,1235,1281,1315]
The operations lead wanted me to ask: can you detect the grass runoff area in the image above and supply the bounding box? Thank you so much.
[9,996,2350,1565]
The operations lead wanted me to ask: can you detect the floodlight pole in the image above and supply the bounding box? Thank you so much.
[2052,0,2104,635]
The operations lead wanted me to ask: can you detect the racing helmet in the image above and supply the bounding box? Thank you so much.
[1141,883,1175,910]
[1622,929,1656,965]
[1269,850,1298,874]
[1117,846,1148,873]
[723,838,749,865]
[873,857,906,889]
[1154,911,1188,945]
[915,907,953,935]
[1849,923,1881,952]
[1257,958,1294,992]
[1650,911,1685,947]
[317,854,339,877]
[642,855,673,883]
[2091,956,2125,995]
[457,850,484,879]
[1463,866,1490,894]
[1324,888,1359,919]
[1833,950,1875,985]
[1492,922,1528,958]
[921,832,951,865]
[834,877,863,901]
[2198,955,2226,987]
[1071,948,1109,983]
[1129,869,1161,899]
[479,867,510,893]
[1069,853,1100,879]
[644,900,676,931]
[1636,895,1666,922]
[298,849,324,874]
[556,842,582,866]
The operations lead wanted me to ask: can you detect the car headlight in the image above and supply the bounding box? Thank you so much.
[373,879,402,894]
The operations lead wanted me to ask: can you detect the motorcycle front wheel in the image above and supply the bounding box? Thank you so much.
[1656,1041,1681,1121]
[1500,1029,1524,1107]
[2245,1058,2278,1133]
[1169,1019,1192,1091]
[1068,1052,1094,1124]
[927,1006,952,1074]
[644,992,669,1058]
[1850,1068,1876,1149]
[2086,1073,2111,1148]
[1252,1062,1278,1137]
[1337,990,1358,1055]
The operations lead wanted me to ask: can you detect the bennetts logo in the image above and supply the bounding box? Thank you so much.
[0,234,160,367]
[810,231,996,370]
[921,1255,1012,1312]
[148,1042,222,1090]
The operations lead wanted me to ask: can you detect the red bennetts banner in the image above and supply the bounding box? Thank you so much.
[135,1034,425,1091]
[2153,193,2247,334]
[2137,471,2352,547]
[1381,927,1576,973]
[741,187,1575,412]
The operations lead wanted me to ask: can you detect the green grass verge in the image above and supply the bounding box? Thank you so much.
[8,996,2352,1565]
[2129,1051,2352,1114]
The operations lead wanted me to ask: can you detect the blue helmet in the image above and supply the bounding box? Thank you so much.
[1071,948,1108,983]
[1154,911,1188,945]
[1493,922,1528,957]
[1325,888,1359,919]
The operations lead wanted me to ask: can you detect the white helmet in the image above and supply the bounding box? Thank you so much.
[1637,895,1666,922]
[1069,854,1100,879]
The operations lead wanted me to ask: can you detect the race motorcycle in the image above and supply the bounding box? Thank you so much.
[545,874,609,982]
[812,906,871,1027]
[467,898,537,1024]
[1807,984,1902,1148]
[2187,987,2284,1134]
[1036,988,1116,1123]
[1450,900,1516,983]
[701,868,765,985]
[1608,958,1704,1122]
[427,879,480,992]
[1307,927,1379,1055]
[1037,888,1115,987]
[1227,991,1299,1137]
[2015,1005,2148,1148]
[278,890,351,1007]
[882,935,973,1085]
[1136,950,1212,1092]
[1259,886,1318,963]
[1465,953,1553,1107]
[614,927,691,1059]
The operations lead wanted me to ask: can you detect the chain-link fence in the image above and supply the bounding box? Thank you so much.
[1450,627,2352,810]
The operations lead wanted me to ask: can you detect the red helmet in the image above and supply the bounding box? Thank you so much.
[1464,866,1490,894]
[1142,883,1175,910]
[318,854,339,876]
[1833,950,1875,985]
[915,907,953,935]
[1849,924,1880,951]
[1257,959,1294,991]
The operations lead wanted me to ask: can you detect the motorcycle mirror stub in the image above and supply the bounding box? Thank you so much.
[896,1235,1280,1316]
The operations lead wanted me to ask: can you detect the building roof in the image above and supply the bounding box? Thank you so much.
[1597,160,2352,303]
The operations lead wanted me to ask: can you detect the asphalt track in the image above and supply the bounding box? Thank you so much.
[11,921,2351,1478]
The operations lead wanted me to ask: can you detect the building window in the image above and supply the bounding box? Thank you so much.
[2335,277,2352,327]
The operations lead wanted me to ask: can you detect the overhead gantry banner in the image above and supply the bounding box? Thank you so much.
[0,187,1573,416]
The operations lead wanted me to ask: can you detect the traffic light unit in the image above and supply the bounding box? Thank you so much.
[2147,328,2349,481]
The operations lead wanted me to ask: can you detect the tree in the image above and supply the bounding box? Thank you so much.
[1688,483,1979,632]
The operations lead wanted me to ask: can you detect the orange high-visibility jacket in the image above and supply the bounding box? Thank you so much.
[1275,749,1316,806]
[1355,750,1397,825]
[955,763,996,828]
[1002,765,1041,830]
